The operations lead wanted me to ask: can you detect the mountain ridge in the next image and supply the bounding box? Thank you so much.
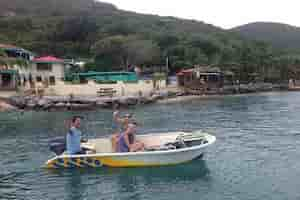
[231,22,300,50]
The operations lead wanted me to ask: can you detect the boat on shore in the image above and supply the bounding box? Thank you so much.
[45,130,216,168]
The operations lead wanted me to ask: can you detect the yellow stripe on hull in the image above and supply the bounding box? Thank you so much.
[45,156,189,168]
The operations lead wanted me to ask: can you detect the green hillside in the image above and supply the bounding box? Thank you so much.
[0,0,299,81]
[231,22,300,51]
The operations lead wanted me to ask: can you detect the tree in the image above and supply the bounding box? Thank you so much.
[0,49,8,67]
[125,38,161,66]
[0,49,29,70]
[91,35,128,70]
[91,35,161,71]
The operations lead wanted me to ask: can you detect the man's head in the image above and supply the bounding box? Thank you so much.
[71,116,82,129]
[123,113,132,124]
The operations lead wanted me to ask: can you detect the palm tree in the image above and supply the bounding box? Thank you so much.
[0,48,29,70]
[0,48,9,68]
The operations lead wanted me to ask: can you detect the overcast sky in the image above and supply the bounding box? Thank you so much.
[100,0,300,29]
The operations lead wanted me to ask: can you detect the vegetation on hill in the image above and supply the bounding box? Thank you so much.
[0,0,300,82]
[231,22,300,51]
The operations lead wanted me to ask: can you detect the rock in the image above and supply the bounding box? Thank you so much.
[26,98,38,108]
[9,96,26,108]
[55,102,66,107]
[139,96,155,104]
[239,84,256,93]
[43,103,54,110]
[0,100,17,112]
[96,101,110,108]
[26,103,36,109]
[119,97,138,106]
[166,91,178,98]
[222,85,239,94]
[176,92,186,96]
[38,98,50,106]
[158,90,169,98]
[149,94,162,101]
[65,103,94,110]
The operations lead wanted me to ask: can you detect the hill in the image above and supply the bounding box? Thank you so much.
[0,0,298,81]
[231,22,300,50]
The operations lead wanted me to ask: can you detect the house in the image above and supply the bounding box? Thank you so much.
[0,44,34,61]
[0,44,34,90]
[176,66,235,94]
[29,56,68,86]
[176,69,194,87]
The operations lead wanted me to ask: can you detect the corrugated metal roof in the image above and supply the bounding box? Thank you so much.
[0,69,18,74]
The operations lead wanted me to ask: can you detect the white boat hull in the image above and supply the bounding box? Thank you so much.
[45,131,216,168]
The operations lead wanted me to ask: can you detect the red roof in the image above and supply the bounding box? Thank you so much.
[182,69,194,73]
[176,69,194,76]
[33,56,64,63]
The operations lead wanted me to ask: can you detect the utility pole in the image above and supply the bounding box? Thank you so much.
[166,56,169,85]
[166,56,169,74]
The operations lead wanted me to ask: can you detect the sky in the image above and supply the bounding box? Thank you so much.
[100,0,300,29]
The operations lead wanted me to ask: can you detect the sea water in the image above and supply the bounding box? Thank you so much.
[1,92,300,200]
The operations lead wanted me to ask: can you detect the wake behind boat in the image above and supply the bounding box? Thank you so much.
[45,130,216,168]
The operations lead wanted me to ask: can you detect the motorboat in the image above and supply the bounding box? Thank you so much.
[45,130,216,168]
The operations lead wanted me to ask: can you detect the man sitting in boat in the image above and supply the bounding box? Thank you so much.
[118,122,145,152]
[66,116,88,155]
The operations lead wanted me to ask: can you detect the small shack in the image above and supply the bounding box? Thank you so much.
[176,66,235,94]
[177,66,223,86]
[0,69,18,90]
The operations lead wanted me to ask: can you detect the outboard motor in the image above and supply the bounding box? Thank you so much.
[49,137,66,155]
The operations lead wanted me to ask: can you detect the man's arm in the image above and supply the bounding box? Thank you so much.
[113,111,124,124]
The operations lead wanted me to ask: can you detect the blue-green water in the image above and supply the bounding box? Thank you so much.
[1,92,300,200]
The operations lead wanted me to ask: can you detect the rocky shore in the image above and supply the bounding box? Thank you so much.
[0,98,17,112]
[0,83,289,112]
[7,91,173,111]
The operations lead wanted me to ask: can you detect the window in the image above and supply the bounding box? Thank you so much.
[37,63,52,71]
[49,76,56,85]
[36,76,42,82]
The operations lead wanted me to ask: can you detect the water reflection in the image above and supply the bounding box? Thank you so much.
[44,169,86,200]
[112,159,211,200]
[46,159,210,200]
[0,171,30,200]
[117,160,210,182]
[65,170,86,200]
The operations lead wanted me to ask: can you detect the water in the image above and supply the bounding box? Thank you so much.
[1,92,300,200]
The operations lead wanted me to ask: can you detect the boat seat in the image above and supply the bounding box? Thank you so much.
[138,134,178,148]
[81,142,97,154]
[84,138,113,153]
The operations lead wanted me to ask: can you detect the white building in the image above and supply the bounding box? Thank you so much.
[22,56,68,86]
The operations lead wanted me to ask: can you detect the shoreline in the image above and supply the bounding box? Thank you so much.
[157,90,292,104]
[0,90,293,112]
[0,82,294,112]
